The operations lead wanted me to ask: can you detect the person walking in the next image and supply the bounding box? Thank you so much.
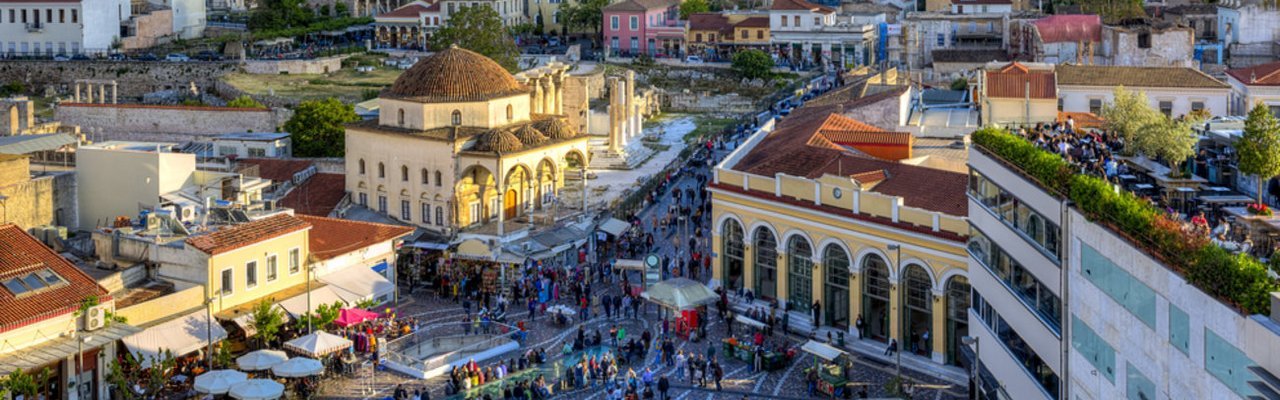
[657,375,670,400]
[712,360,723,391]
[855,315,865,340]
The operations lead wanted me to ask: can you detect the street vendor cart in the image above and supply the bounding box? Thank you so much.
[801,340,851,398]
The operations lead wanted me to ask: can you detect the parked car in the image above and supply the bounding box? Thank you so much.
[71,54,90,61]
[165,53,190,62]
[107,53,126,61]
[132,53,159,61]
[195,50,222,61]
[684,56,703,64]
[546,36,561,46]
[52,54,70,61]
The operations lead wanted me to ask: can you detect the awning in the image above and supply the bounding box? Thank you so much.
[371,260,388,274]
[0,133,76,155]
[614,259,645,271]
[800,340,847,362]
[405,241,448,250]
[734,315,766,329]
[275,285,354,317]
[641,278,717,310]
[231,314,258,336]
[0,322,140,376]
[320,265,395,303]
[122,311,228,367]
[598,218,630,236]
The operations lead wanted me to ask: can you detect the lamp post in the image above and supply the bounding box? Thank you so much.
[887,243,902,388]
[962,336,979,399]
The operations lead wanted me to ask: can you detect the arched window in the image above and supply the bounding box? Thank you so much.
[721,219,744,291]
[945,276,971,365]
[435,206,444,225]
[753,228,777,299]
[378,162,385,178]
[401,165,409,182]
[435,171,443,186]
[506,104,514,121]
[451,110,462,126]
[861,254,891,341]
[902,264,934,355]
[787,236,813,308]
[823,244,851,328]
[397,108,405,126]
[421,169,429,185]
[358,159,366,175]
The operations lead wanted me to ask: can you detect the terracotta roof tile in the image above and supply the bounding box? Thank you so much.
[281,173,348,217]
[295,215,414,261]
[384,46,529,103]
[1030,14,1101,43]
[0,224,109,334]
[735,17,770,28]
[1056,65,1228,89]
[985,62,1056,99]
[1226,61,1280,86]
[379,0,434,18]
[237,158,313,183]
[771,0,835,12]
[688,13,732,33]
[185,214,311,255]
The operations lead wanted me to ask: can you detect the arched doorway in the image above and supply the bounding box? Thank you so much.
[753,227,777,299]
[721,219,745,291]
[861,254,890,342]
[504,189,518,219]
[823,245,850,329]
[945,276,970,365]
[902,264,934,356]
[786,235,813,312]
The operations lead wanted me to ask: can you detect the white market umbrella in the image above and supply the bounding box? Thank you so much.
[271,356,324,377]
[641,278,718,311]
[193,370,248,394]
[236,349,289,371]
[283,331,352,358]
[228,379,285,400]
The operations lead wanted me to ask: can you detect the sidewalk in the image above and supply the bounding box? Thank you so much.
[725,298,969,387]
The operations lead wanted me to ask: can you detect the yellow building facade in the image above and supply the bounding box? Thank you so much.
[709,105,971,365]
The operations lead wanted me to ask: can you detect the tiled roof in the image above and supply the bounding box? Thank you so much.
[1226,61,1280,86]
[0,224,109,334]
[384,45,529,103]
[1058,111,1106,129]
[736,17,770,28]
[688,13,732,32]
[770,0,835,12]
[603,0,679,12]
[185,214,311,255]
[1056,65,1228,89]
[379,0,434,18]
[280,173,347,217]
[1030,14,1101,43]
[237,158,313,183]
[732,100,967,215]
[985,62,1056,99]
[295,215,414,261]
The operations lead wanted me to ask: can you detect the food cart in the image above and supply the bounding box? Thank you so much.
[801,340,850,398]
[721,315,790,371]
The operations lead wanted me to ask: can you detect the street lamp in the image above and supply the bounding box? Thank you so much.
[962,336,979,399]
[886,243,902,388]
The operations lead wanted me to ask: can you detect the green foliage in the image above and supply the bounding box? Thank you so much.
[249,0,314,30]
[335,2,348,16]
[1134,114,1199,178]
[355,298,380,309]
[949,78,968,91]
[1238,103,1280,205]
[632,53,655,66]
[227,95,267,109]
[107,350,176,400]
[250,299,286,349]
[181,98,207,107]
[1060,0,1146,23]
[295,301,345,331]
[216,343,234,369]
[361,89,381,101]
[284,98,360,157]
[1100,86,1160,156]
[250,16,373,41]
[427,6,520,72]
[0,82,24,96]
[561,0,609,38]
[6,369,38,399]
[731,49,774,80]
[973,126,1280,315]
[680,0,711,19]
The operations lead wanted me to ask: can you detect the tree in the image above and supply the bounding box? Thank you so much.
[249,0,315,30]
[227,95,267,109]
[6,369,37,400]
[731,49,774,80]
[295,301,344,332]
[427,5,520,72]
[249,299,286,349]
[1134,114,1198,178]
[680,0,710,19]
[561,0,609,44]
[284,98,359,157]
[949,78,968,91]
[106,351,175,400]
[1239,102,1280,205]
[1100,86,1159,156]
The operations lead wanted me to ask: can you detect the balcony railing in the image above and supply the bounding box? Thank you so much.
[25,23,43,33]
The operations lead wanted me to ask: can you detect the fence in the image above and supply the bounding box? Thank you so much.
[380,321,524,379]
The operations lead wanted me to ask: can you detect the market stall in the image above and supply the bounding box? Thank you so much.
[801,340,850,397]
[642,278,717,339]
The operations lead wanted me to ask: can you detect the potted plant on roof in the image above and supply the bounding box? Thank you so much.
[1238,103,1280,217]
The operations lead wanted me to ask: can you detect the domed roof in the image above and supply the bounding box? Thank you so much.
[513,124,548,146]
[537,117,578,140]
[474,129,524,153]
[385,45,528,103]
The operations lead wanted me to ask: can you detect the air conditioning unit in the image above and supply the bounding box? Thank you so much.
[84,305,107,331]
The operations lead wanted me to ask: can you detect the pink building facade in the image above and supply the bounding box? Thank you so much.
[602,0,684,57]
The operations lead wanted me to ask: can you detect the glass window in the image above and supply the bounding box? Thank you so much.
[1072,316,1116,383]
[246,261,258,288]
[436,206,444,225]
[401,165,409,182]
[1205,328,1261,397]
[1159,101,1173,116]
[968,225,1062,334]
[1126,362,1155,400]
[378,195,388,213]
[629,16,637,30]
[289,248,300,274]
[421,169,429,185]
[247,148,266,157]
[1081,243,1156,329]
[786,236,812,307]
[221,269,233,295]
[359,159,366,174]
[1089,99,1103,115]
[435,171,443,186]
[611,16,618,30]
[266,255,278,281]
[1169,304,1190,355]
[378,162,385,178]
[968,170,1060,259]
[401,200,411,220]
[973,292,1060,399]
[1191,101,1205,112]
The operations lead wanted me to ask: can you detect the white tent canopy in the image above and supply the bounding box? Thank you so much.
[734,315,766,329]
[319,266,394,304]
[122,310,227,367]
[236,349,288,371]
[284,331,352,357]
[271,357,324,377]
[800,340,847,362]
[194,370,247,394]
[599,218,630,236]
[229,379,284,400]
[275,285,354,317]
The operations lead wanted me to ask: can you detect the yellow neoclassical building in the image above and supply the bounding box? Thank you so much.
[709,101,971,365]
[345,46,591,236]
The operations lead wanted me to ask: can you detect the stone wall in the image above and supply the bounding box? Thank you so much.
[243,55,346,75]
[121,8,174,50]
[0,60,238,99]
[665,92,758,113]
[564,70,606,133]
[0,160,77,231]
[56,103,292,142]
[1104,25,1195,68]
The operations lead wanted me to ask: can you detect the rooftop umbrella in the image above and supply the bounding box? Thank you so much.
[641,278,718,311]
[284,331,353,357]
[193,370,248,394]
[228,379,285,400]
[236,349,288,371]
[271,357,324,378]
[333,308,379,327]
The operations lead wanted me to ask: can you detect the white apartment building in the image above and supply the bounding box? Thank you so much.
[0,0,132,55]
[1056,64,1231,118]
[966,139,1280,400]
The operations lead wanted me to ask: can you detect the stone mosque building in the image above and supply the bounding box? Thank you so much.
[344,45,590,237]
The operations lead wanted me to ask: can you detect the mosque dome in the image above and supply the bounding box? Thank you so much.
[384,45,528,103]
[474,129,524,153]
[513,124,549,146]
[537,117,578,140]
